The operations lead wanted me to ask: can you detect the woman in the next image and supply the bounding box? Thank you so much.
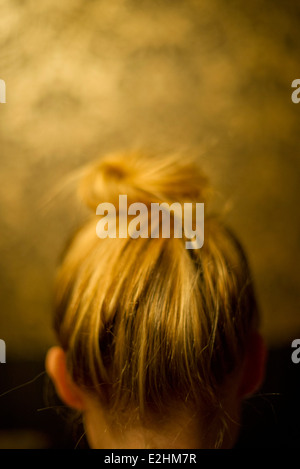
[46,151,266,449]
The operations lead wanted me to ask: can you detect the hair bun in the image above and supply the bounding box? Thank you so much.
[79,151,210,211]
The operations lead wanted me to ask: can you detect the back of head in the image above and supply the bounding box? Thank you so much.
[52,151,259,448]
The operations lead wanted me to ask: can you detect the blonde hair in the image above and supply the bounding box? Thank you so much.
[53,151,259,447]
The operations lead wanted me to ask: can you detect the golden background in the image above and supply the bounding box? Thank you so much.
[0,0,299,360]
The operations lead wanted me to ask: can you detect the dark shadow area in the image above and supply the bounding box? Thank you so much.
[0,362,84,449]
[236,343,300,448]
[0,343,299,448]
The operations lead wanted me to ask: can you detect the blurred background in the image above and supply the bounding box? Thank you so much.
[0,0,300,448]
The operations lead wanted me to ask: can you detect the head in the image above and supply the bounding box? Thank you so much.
[46,151,266,449]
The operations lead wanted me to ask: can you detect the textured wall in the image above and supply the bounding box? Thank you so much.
[0,0,300,359]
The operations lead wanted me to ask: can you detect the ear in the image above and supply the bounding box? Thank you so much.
[45,346,86,411]
[238,331,267,399]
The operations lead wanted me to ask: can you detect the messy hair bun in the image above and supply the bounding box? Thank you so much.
[79,151,210,210]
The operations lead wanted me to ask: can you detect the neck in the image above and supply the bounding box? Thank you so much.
[82,400,241,449]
